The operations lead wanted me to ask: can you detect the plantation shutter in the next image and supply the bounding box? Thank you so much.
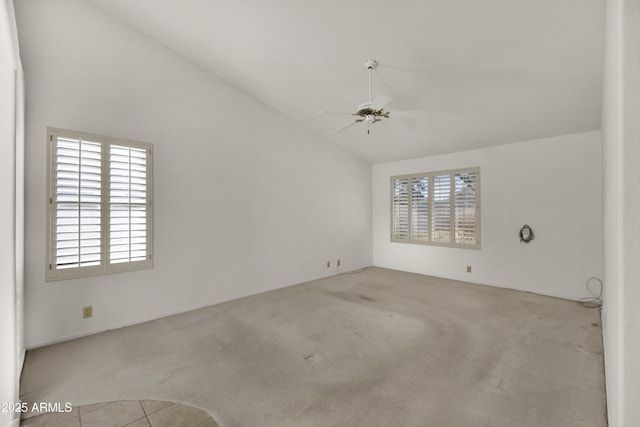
[392,177,410,239]
[411,176,429,241]
[454,171,478,245]
[109,144,149,264]
[431,174,451,243]
[47,128,153,281]
[53,135,102,270]
[390,167,479,248]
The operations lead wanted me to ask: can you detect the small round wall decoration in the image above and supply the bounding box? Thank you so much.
[520,224,535,243]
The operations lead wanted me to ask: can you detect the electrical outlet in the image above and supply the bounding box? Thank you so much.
[466,266,472,273]
[337,259,341,267]
[326,261,330,268]
[83,305,93,319]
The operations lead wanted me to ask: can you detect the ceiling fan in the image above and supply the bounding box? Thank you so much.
[318,59,426,135]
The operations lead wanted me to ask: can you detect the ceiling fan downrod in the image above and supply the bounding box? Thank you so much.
[365,59,377,105]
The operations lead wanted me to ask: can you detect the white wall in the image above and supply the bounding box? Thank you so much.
[602,0,640,425]
[373,131,602,300]
[0,0,23,425]
[602,0,623,423]
[16,0,372,348]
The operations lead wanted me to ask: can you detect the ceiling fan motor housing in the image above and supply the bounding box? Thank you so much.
[364,59,377,69]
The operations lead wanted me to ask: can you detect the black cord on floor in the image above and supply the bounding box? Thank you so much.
[579,277,603,308]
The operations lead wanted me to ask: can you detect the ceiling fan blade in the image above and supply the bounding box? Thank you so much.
[331,120,361,134]
[317,110,353,116]
[387,110,428,118]
[371,93,392,110]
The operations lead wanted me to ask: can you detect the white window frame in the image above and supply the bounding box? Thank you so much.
[390,167,481,249]
[46,128,153,281]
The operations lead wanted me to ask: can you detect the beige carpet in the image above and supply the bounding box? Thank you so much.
[20,267,606,426]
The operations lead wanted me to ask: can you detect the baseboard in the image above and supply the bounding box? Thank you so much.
[371,264,581,302]
[26,266,372,350]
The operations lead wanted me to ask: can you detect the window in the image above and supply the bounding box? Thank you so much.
[46,128,153,281]
[391,167,480,248]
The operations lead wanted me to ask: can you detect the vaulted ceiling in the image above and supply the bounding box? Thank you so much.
[87,0,605,163]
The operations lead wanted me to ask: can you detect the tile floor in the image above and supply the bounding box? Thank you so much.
[20,400,218,427]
